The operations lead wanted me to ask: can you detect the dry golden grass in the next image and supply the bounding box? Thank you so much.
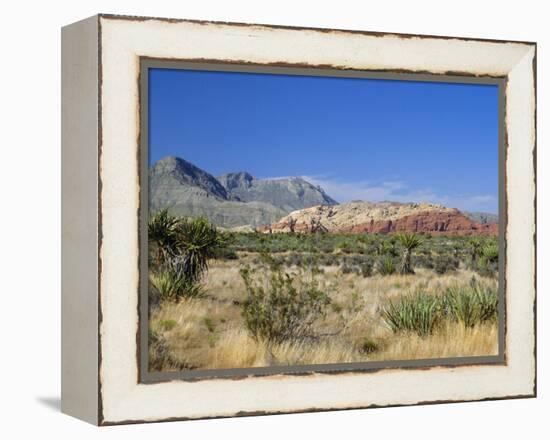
[202,261,247,303]
[149,257,498,372]
[369,322,498,361]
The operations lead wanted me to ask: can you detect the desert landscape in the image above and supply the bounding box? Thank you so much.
[147,156,499,372]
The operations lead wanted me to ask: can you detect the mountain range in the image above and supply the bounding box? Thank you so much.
[149,155,498,235]
[149,156,337,228]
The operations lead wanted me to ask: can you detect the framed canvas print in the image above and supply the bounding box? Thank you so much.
[61,14,537,425]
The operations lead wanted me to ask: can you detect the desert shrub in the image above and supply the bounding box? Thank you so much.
[441,280,498,327]
[360,260,374,277]
[341,263,358,274]
[240,255,331,345]
[336,239,352,254]
[213,247,238,260]
[381,292,440,336]
[433,254,459,274]
[347,255,367,266]
[281,253,327,271]
[377,256,396,276]
[285,253,302,267]
[359,337,379,354]
[320,254,338,266]
[413,254,434,269]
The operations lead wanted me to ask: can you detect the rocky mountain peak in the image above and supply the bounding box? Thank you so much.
[151,156,229,200]
[149,156,338,228]
[217,171,255,191]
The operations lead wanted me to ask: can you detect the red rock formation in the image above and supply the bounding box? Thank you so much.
[262,207,498,236]
[343,210,498,236]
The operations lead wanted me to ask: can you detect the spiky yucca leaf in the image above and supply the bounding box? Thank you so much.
[149,267,201,301]
[174,216,228,283]
[148,209,180,265]
[482,243,499,264]
[148,212,227,302]
[442,281,498,328]
[381,292,439,336]
[467,237,484,264]
[396,232,423,250]
[377,256,396,275]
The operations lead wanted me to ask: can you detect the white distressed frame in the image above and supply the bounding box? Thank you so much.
[63,14,537,425]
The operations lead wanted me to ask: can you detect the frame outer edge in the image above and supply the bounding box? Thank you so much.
[61,14,100,425]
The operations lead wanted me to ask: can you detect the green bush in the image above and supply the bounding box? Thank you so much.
[240,255,331,344]
[381,292,440,336]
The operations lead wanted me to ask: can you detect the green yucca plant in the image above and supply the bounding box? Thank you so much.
[472,242,499,278]
[148,211,228,302]
[395,232,423,275]
[174,216,228,284]
[482,243,499,264]
[442,280,498,328]
[149,210,228,281]
[149,260,203,301]
[467,237,484,265]
[375,240,398,257]
[148,209,180,265]
[381,292,439,336]
[377,256,396,276]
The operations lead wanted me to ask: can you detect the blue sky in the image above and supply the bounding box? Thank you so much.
[149,68,499,213]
